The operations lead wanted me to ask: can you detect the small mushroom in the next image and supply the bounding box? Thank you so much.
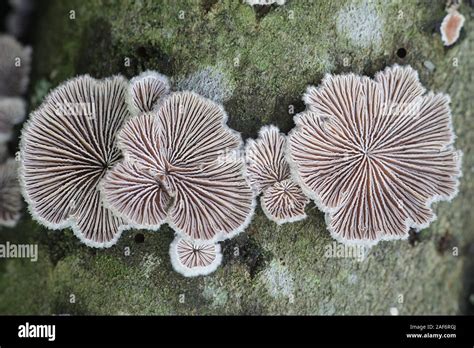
[0,97,26,142]
[0,34,31,96]
[440,8,465,46]
[288,65,461,246]
[0,158,22,227]
[169,236,222,277]
[261,179,309,224]
[20,75,131,247]
[245,125,308,224]
[128,70,170,115]
[103,91,256,242]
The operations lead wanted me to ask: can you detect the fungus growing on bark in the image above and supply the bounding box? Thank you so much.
[246,126,308,224]
[103,91,255,242]
[0,35,31,96]
[20,75,131,247]
[288,65,461,246]
[169,236,222,277]
[440,9,465,46]
[128,70,170,114]
[0,158,22,227]
[0,97,26,142]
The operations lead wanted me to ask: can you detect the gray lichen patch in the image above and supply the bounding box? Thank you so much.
[174,65,235,103]
[336,0,384,51]
[260,259,295,299]
[202,279,229,308]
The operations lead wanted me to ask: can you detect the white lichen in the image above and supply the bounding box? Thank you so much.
[261,259,295,299]
[336,0,384,50]
[174,66,235,104]
[141,253,161,279]
[202,281,229,308]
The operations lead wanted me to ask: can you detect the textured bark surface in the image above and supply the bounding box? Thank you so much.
[0,0,473,315]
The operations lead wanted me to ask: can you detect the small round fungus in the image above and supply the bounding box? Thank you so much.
[440,9,465,46]
[261,179,309,224]
[0,97,26,142]
[128,70,170,115]
[246,125,308,224]
[0,34,31,96]
[20,75,131,247]
[103,91,255,242]
[169,236,222,277]
[288,65,461,246]
[0,158,22,227]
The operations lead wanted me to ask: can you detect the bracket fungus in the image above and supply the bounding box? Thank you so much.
[169,236,222,277]
[288,65,461,246]
[0,97,26,142]
[0,158,22,227]
[440,8,465,46]
[128,70,170,115]
[246,126,308,224]
[0,34,31,96]
[20,75,131,247]
[103,90,255,242]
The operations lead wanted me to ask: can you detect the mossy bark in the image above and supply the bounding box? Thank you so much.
[0,0,473,315]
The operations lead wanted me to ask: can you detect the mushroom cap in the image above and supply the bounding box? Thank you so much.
[245,125,291,194]
[169,236,222,277]
[245,125,308,224]
[104,91,256,242]
[101,160,170,230]
[20,75,131,248]
[0,158,22,227]
[261,179,309,225]
[128,70,170,115]
[288,64,461,246]
[0,97,26,142]
[0,35,31,96]
[440,9,465,46]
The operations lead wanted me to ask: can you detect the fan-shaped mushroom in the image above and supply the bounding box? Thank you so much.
[0,158,22,227]
[103,91,255,242]
[245,125,308,224]
[20,75,131,247]
[128,70,170,115]
[288,65,461,246]
[169,236,222,277]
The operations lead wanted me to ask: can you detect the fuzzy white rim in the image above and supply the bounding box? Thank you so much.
[126,70,171,116]
[169,236,223,277]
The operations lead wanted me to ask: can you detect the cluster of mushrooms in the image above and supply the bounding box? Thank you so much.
[11,63,460,277]
[0,32,31,229]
